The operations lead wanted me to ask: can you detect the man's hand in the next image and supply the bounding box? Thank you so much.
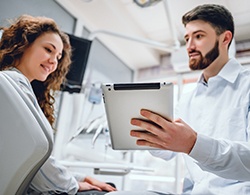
[130,109,197,154]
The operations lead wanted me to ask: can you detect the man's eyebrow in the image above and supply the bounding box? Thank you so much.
[184,30,206,39]
[184,34,189,39]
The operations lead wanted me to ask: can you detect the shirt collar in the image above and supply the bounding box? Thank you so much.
[217,58,242,84]
[8,67,33,89]
[197,58,242,85]
[197,74,208,87]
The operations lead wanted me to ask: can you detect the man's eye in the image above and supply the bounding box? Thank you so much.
[196,34,203,39]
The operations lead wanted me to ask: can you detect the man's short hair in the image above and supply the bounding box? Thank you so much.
[182,4,234,38]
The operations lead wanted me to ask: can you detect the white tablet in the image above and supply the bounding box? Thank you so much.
[101,82,173,150]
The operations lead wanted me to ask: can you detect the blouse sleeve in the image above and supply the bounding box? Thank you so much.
[5,70,85,193]
[29,156,79,194]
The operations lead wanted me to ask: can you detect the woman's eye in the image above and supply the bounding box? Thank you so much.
[45,47,52,53]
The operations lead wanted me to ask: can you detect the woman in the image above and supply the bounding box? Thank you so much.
[0,14,116,194]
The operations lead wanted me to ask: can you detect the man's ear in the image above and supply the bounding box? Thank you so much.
[222,30,233,47]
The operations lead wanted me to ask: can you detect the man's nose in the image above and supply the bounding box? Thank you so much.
[186,39,196,53]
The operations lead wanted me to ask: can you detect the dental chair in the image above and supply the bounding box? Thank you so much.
[0,72,53,195]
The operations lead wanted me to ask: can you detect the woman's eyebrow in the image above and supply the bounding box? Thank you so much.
[48,43,62,56]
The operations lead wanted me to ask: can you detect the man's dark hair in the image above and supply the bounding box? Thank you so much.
[182,4,234,44]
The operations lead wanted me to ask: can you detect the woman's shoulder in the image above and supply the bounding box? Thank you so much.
[2,68,30,86]
[2,68,34,98]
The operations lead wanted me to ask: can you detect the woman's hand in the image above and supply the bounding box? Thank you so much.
[78,176,117,192]
[78,181,102,191]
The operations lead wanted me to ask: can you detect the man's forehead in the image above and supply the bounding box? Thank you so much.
[184,20,214,36]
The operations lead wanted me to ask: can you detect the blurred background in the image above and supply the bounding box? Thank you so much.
[1,0,250,194]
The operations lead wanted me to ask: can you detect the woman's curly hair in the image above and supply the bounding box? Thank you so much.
[0,15,72,127]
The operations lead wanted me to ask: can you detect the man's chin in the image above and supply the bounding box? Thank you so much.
[189,59,199,70]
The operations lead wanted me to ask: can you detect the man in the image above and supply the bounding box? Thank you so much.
[130,4,250,194]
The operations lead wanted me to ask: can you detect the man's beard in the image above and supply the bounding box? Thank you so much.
[189,40,219,70]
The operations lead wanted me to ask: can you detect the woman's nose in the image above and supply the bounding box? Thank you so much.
[49,55,57,65]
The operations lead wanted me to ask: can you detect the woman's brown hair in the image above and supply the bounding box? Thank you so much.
[0,14,72,127]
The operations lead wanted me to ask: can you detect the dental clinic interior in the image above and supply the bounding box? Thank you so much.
[1,0,250,194]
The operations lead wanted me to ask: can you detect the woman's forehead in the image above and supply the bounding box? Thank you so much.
[36,32,63,52]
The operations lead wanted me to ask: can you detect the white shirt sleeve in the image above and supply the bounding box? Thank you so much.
[149,150,176,161]
[189,133,250,181]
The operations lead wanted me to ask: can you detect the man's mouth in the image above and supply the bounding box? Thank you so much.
[189,52,201,58]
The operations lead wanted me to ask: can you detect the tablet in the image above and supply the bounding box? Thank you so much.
[101,82,173,150]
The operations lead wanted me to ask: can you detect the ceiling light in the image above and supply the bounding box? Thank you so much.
[133,0,162,8]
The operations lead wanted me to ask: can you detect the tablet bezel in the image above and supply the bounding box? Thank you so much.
[102,82,174,150]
